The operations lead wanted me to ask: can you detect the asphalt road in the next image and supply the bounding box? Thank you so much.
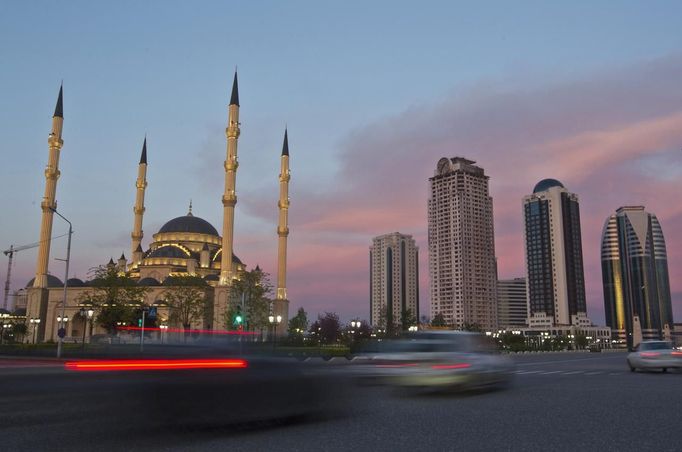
[2,352,680,451]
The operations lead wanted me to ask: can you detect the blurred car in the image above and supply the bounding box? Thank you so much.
[352,331,514,392]
[627,340,682,372]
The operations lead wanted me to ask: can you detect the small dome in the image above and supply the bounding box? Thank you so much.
[25,275,64,288]
[66,278,85,287]
[212,249,243,265]
[204,274,219,281]
[147,246,190,259]
[138,277,161,286]
[158,215,219,236]
[533,178,565,193]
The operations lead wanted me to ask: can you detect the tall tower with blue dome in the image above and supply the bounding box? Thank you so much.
[523,179,588,328]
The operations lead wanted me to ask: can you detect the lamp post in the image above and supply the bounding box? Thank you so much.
[268,315,282,349]
[79,308,94,350]
[56,315,69,343]
[159,324,168,344]
[29,318,41,344]
[50,207,72,358]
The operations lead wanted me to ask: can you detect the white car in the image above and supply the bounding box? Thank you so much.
[627,341,682,372]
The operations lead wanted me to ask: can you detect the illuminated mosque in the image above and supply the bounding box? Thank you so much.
[21,73,291,342]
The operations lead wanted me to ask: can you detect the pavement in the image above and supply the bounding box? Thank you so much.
[1,351,680,451]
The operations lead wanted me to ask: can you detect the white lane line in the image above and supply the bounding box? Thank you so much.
[609,372,622,376]
[516,355,625,366]
[562,371,584,375]
[516,370,543,374]
[584,371,603,375]
[540,371,562,375]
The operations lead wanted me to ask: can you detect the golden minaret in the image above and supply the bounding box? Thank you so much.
[276,129,290,300]
[33,85,64,288]
[131,137,148,266]
[219,72,240,285]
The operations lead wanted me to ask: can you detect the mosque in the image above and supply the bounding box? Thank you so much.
[21,73,291,342]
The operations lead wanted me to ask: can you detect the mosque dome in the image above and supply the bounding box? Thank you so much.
[533,179,565,194]
[147,245,192,259]
[66,278,86,287]
[158,214,219,236]
[25,274,64,288]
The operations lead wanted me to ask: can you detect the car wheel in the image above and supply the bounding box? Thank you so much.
[662,368,667,373]
[629,364,636,372]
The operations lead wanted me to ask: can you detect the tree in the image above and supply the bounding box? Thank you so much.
[310,312,341,344]
[163,275,211,331]
[77,265,149,334]
[227,267,273,336]
[288,308,308,344]
[10,322,27,343]
[400,309,417,331]
[575,333,589,350]
[431,312,447,328]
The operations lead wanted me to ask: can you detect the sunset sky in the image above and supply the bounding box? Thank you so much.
[1,1,681,324]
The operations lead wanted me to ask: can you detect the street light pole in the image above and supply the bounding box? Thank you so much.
[50,207,72,359]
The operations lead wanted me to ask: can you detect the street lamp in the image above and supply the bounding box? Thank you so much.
[159,324,168,344]
[268,314,282,348]
[50,207,73,359]
[29,318,41,344]
[1,321,11,345]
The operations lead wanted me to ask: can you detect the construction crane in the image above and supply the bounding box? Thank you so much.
[3,233,68,310]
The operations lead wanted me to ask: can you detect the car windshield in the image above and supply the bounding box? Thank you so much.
[639,342,673,351]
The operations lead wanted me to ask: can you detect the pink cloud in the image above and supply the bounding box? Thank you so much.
[242,55,682,322]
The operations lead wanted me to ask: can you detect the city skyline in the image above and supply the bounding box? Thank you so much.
[1,2,681,323]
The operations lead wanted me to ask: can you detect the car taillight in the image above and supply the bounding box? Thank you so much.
[640,352,661,358]
[672,351,682,357]
[64,359,248,372]
[431,363,471,370]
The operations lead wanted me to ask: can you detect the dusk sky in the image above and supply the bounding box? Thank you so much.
[1,1,681,324]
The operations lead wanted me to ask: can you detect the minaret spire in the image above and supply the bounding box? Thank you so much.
[276,128,290,301]
[219,70,241,285]
[34,84,65,289]
[230,71,239,107]
[131,137,148,267]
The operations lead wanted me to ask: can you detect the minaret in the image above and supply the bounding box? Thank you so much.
[33,85,64,288]
[131,137,148,264]
[276,129,290,300]
[219,71,240,285]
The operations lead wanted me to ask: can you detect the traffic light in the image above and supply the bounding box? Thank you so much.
[138,318,143,327]
[234,306,244,327]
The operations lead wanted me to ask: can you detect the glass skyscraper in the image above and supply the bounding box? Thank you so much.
[601,206,673,348]
[523,179,588,328]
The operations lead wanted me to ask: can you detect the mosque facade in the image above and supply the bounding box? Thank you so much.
[21,74,291,343]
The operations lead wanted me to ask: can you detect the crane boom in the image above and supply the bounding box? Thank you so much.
[3,233,70,310]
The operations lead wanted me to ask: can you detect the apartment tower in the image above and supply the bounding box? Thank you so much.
[428,157,497,330]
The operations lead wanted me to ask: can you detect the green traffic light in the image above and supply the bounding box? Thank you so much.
[235,315,243,324]
[138,319,142,327]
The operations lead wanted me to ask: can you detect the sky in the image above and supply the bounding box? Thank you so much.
[1,1,681,324]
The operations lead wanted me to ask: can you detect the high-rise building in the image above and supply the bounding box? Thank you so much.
[523,179,589,328]
[601,206,673,347]
[428,157,497,330]
[369,233,419,330]
[497,278,527,329]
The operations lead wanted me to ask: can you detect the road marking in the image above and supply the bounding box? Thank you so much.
[562,371,584,375]
[516,355,624,366]
[609,372,622,376]
[516,370,543,374]
[584,371,603,375]
[540,371,562,375]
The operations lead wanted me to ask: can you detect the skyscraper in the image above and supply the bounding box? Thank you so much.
[428,157,497,331]
[601,206,673,347]
[497,278,528,329]
[523,179,588,328]
[369,233,419,330]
